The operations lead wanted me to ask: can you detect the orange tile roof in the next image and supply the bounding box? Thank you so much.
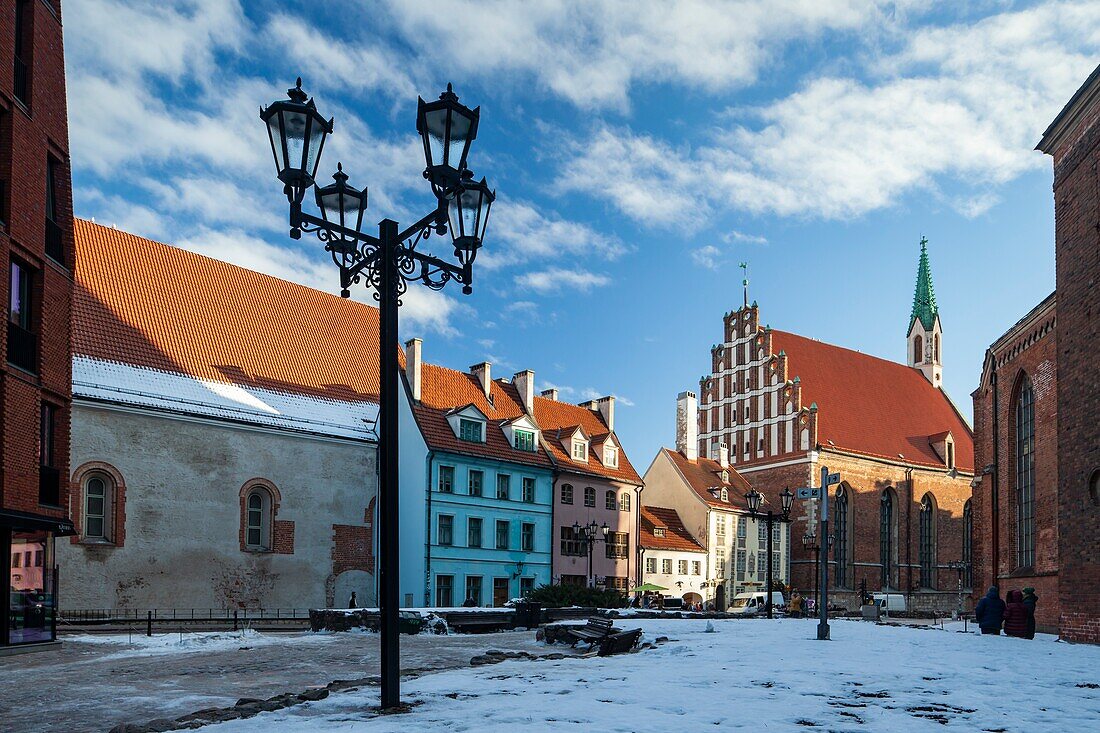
[771,330,974,471]
[73,219,381,404]
[639,506,705,552]
[411,364,553,469]
[664,448,753,509]
[531,396,642,484]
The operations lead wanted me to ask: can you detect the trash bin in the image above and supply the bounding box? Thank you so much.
[514,602,542,629]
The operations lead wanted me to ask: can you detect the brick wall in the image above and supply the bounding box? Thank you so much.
[1050,88,1100,644]
[1,0,74,522]
[333,523,375,575]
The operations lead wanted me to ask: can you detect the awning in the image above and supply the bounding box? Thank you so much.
[633,583,669,592]
[0,508,76,536]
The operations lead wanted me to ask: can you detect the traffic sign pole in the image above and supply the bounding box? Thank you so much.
[817,465,832,641]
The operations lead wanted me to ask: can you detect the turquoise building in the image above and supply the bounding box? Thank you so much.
[399,340,554,607]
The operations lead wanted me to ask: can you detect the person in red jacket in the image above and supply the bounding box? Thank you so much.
[1003,589,1030,638]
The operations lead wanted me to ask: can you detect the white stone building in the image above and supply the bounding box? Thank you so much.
[638,506,706,605]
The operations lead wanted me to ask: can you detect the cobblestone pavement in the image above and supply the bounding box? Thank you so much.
[0,629,547,733]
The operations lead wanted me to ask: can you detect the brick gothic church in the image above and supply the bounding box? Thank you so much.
[688,245,975,612]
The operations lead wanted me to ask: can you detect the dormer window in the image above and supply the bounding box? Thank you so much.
[721,470,729,483]
[720,488,729,502]
[459,418,484,442]
[572,440,588,461]
[947,441,955,470]
[603,445,619,468]
[514,429,536,452]
[653,527,666,538]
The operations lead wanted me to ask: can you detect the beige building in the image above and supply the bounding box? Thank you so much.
[638,506,706,605]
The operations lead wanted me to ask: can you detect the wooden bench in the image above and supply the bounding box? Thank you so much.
[597,628,642,656]
[566,617,615,646]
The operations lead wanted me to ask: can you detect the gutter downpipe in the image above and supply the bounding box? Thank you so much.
[991,366,1000,588]
[905,467,914,611]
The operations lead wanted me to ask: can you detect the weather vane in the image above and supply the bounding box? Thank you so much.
[740,262,749,307]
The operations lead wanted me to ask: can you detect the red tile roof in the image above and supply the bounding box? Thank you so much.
[531,396,642,484]
[771,330,974,471]
[639,506,705,552]
[411,364,553,469]
[73,219,381,404]
[663,448,753,509]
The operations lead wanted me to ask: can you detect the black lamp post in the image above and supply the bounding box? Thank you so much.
[573,520,609,587]
[745,487,794,619]
[261,79,493,711]
[802,531,820,612]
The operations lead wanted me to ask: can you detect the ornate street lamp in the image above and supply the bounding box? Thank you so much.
[802,531,821,611]
[744,486,794,619]
[261,78,493,711]
[572,520,610,586]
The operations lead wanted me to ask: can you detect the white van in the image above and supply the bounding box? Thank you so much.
[727,591,785,615]
[872,593,907,613]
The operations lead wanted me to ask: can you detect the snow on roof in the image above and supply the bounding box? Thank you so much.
[74,356,378,441]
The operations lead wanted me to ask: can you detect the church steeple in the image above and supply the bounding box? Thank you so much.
[906,237,943,386]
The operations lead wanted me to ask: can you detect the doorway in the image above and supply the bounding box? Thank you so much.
[493,577,510,607]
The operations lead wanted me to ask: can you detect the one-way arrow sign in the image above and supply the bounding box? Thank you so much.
[826,472,841,485]
[796,487,821,500]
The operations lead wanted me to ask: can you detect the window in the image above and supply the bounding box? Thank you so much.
[661,558,673,574]
[692,561,701,575]
[963,500,973,588]
[605,490,616,510]
[603,445,618,467]
[560,526,583,556]
[438,465,454,493]
[495,520,510,550]
[678,560,688,575]
[605,531,628,559]
[468,469,483,497]
[946,441,955,470]
[84,476,109,541]
[496,474,511,500]
[521,523,535,552]
[716,515,726,540]
[39,403,59,506]
[572,440,587,460]
[1015,375,1035,568]
[653,527,666,538]
[514,429,536,452]
[737,516,746,546]
[736,549,746,578]
[459,418,483,442]
[880,490,894,588]
[934,333,940,363]
[913,335,923,364]
[584,486,596,507]
[757,520,767,545]
[13,1,30,106]
[619,492,630,512]
[465,576,483,606]
[245,489,271,551]
[522,477,536,503]
[467,517,482,548]
[519,577,534,597]
[45,157,63,263]
[561,484,573,504]
[8,259,36,373]
[919,494,936,588]
[645,557,657,574]
[834,485,850,588]
[720,488,728,502]
[438,515,453,546]
[436,575,453,607]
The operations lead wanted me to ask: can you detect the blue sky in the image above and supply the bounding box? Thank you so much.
[65,1,1098,466]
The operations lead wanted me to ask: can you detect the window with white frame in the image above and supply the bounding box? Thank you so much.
[438,515,454,546]
[83,474,111,541]
[438,465,454,493]
[619,492,630,512]
[584,486,595,507]
[661,558,672,574]
[737,516,746,546]
[678,560,688,575]
[653,526,666,538]
[459,418,483,442]
[645,557,657,574]
[716,515,726,540]
[720,488,728,502]
[244,488,273,551]
[572,440,588,460]
[692,561,701,575]
[736,550,746,579]
[603,445,618,467]
[514,429,536,452]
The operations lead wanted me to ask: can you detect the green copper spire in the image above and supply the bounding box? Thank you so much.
[909,236,938,332]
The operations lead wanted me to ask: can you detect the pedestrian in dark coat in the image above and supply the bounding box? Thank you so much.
[1003,590,1029,638]
[348,592,357,609]
[1022,587,1038,640]
[974,586,1006,635]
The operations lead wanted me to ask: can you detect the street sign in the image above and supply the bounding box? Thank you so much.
[826,472,841,485]
[797,487,821,500]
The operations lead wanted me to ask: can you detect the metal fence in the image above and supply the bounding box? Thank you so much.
[60,608,312,624]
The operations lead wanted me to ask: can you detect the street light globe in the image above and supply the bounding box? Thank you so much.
[417,83,480,197]
[315,163,368,238]
[447,172,494,267]
[744,488,762,514]
[260,78,333,198]
[780,487,795,515]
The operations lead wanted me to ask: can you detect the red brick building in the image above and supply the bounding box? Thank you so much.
[2,0,75,651]
[971,295,1058,631]
[691,245,975,612]
[1034,64,1100,643]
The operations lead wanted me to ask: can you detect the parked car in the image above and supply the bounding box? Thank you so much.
[872,593,907,613]
[727,591,786,615]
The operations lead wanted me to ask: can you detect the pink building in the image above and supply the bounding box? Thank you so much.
[532,391,643,590]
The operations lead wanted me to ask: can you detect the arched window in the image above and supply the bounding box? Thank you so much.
[84,475,110,541]
[1090,470,1100,508]
[934,333,940,363]
[880,489,895,588]
[242,484,276,552]
[833,484,850,588]
[619,492,631,512]
[919,494,936,588]
[963,499,973,588]
[605,490,616,511]
[1015,375,1035,568]
[913,335,923,364]
[584,486,595,507]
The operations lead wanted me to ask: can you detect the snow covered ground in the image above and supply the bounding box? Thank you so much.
[199,618,1100,733]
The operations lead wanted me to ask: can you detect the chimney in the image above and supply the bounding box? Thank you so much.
[579,399,598,411]
[405,338,422,402]
[470,362,492,400]
[718,442,729,468]
[676,390,698,461]
[513,370,535,413]
[540,388,559,401]
[596,396,615,432]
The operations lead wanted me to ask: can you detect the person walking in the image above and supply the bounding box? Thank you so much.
[975,585,1006,635]
[348,591,357,609]
[1022,587,1039,640]
[1003,590,1029,638]
[789,592,804,618]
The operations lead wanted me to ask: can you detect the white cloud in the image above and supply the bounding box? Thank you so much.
[480,198,626,270]
[516,268,611,293]
[580,387,635,407]
[690,245,723,270]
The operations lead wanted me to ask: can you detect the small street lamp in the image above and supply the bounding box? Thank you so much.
[261,78,494,711]
[573,520,609,587]
[744,487,794,619]
[946,560,970,618]
[801,531,820,612]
